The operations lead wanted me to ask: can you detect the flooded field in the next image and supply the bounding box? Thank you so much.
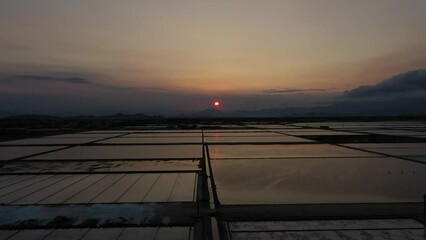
[0,121,425,239]
[212,157,424,204]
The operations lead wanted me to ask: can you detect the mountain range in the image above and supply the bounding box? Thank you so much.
[2,69,426,119]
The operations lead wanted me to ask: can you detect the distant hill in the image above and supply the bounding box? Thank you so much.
[2,114,62,120]
[3,96,426,120]
[1,113,158,120]
[70,113,156,120]
[175,94,426,118]
[2,70,426,119]
[3,97,426,120]
[226,96,426,117]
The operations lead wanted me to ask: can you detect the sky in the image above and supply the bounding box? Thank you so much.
[0,0,426,116]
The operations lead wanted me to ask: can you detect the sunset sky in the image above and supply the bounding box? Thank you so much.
[1,0,425,115]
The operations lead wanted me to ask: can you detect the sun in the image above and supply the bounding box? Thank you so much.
[214,101,220,107]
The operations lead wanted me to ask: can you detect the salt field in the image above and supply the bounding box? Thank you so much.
[0,121,425,239]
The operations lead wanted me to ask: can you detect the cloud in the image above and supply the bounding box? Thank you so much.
[263,88,327,94]
[15,75,90,84]
[1,74,91,84]
[0,73,171,92]
[344,69,426,98]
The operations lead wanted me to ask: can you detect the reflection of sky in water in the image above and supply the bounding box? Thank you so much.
[28,145,202,160]
[206,132,283,137]
[205,136,312,143]
[0,138,102,145]
[209,144,376,159]
[0,204,161,225]
[100,137,202,144]
[0,147,63,160]
[1,160,199,173]
[212,157,426,204]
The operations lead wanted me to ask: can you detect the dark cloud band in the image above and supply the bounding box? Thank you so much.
[344,69,426,98]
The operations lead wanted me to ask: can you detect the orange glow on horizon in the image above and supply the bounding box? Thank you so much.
[214,101,220,107]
